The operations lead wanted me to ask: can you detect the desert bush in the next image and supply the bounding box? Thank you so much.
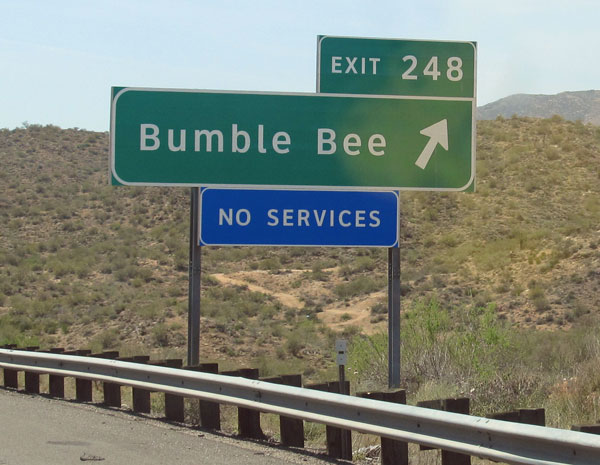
[349,298,515,396]
[346,331,388,392]
[347,298,600,428]
[530,286,550,312]
[151,324,170,347]
[334,276,383,299]
[257,257,281,271]
[90,328,120,351]
[284,332,304,357]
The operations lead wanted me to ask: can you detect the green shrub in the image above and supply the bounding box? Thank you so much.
[530,287,550,312]
[90,328,120,351]
[334,276,383,299]
[285,333,304,357]
[151,324,170,347]
[349,298,515,399]
[258,257,282,271]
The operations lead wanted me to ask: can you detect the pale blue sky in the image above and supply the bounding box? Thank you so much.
[1,0,598,131]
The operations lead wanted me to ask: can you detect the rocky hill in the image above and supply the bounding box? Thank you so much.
[478,90,600,125]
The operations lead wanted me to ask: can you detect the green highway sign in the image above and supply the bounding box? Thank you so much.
[110,87,474,191]
[317,36,476,191]
[317,36,476,98]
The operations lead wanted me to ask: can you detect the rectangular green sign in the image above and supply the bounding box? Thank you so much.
[317,36,476,98]
[110,87,474,191]
[317,36,477,191]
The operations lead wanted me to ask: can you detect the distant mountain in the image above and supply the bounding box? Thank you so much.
[477,90,600,125]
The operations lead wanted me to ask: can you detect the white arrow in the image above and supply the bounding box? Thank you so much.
[415,119,448,170]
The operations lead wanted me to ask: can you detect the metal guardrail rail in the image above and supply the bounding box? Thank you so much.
[1,348,599,465]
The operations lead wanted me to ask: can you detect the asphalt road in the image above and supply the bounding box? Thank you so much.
[0,388,337,465]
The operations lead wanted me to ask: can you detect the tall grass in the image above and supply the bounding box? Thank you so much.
[347,298,600,428]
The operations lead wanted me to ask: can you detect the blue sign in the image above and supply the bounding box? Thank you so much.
[199,188,399,247]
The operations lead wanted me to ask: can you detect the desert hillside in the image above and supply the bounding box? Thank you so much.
[478,90,600,125]
[0,117,599,381]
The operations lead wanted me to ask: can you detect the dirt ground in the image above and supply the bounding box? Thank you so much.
[212,269,388,335]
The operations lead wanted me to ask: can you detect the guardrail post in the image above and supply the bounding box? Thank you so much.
[91,351,121,407]
[329,381,352,460]
[130,355,151,414]
[2,344,19,389]
[307,381,352,460]
[186,363,220,430]
[238,368,265,439]
[440,398,471,465]
[260,374,304,447]
[164,359,185,422]
[222,368,265,439]
[519,408,545,426]
[418,398,471,465]
[64,349,93,401]
[489,408,545,426]
[280,374,304,448]
[48,348,65,398]
[24,346,40,394]
[148,359,168,414]
[359,390,408,465]
[2,366,18,389]
[572,424,600,434]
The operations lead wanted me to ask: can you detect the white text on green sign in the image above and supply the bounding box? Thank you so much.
[111,88,474,191]
[318,36,476,98]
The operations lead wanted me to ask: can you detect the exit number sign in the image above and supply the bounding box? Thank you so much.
[317,36,476,99]
[317,36,476,191]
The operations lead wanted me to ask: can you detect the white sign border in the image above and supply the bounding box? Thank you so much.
[110,87,475,192]
[198,187,400,248]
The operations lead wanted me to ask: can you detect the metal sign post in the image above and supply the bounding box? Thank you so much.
[187,187,201,366]
[387,246,401,388]
[336,339,349,457]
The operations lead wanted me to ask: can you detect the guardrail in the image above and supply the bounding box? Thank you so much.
[1,348,600,465]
